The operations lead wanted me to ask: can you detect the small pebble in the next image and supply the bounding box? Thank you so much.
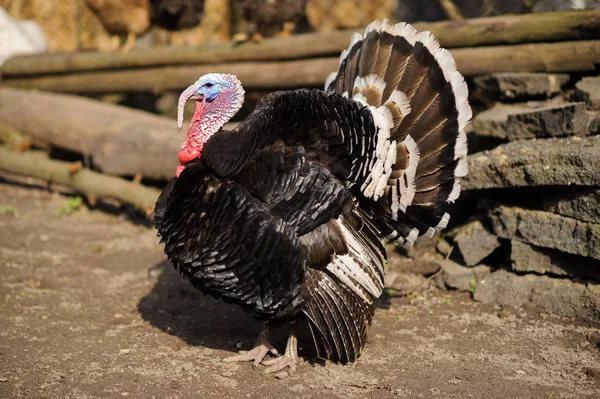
[221,371,233,377]
[119,349,130,355]
[0,377,7,382]
[275,371,289,380]
[516,370,526,375]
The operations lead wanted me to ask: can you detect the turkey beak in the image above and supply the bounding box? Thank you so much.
[177,82,203,130]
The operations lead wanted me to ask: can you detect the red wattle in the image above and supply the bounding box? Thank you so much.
[175,146,202,177]
[178,146,202,164]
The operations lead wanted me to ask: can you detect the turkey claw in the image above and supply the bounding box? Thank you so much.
[223,344,279,369]
[262,353,297,375]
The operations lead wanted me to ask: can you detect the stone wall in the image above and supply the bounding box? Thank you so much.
[436,72,600,324]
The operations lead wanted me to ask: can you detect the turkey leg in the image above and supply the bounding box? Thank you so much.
[261,324,298,374]
[223,322,279,368]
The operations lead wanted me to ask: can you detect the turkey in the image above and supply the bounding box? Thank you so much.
[236,0,308,40]
[154,19,471,374]
[149,0,206,31]
[86,0,150,52]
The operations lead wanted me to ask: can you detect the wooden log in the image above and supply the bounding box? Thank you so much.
[0,121,30,149]
[0,147,161,215]
[0,86,181,180]
[1,58,338,94]
[3,40,600,94]
[2,9,600,77]
[452,40,600,76]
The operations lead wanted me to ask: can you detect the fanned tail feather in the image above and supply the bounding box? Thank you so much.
[324,19,471,245]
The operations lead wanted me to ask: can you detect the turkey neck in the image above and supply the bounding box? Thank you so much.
[178,95,240,175]
[202,107,281,178]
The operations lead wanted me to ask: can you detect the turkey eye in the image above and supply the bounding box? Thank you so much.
[205,83,214,88]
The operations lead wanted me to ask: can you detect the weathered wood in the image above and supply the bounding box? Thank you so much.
[3,40,600,94]
[0,87,181,180]
[451,40,600,76]
[1,58,338,93]
[0,121,30,148]
[2,9,600,77]
[0,147,161,214]
[430,8,600,48]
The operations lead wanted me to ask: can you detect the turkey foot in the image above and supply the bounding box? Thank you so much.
[262,325,298,375]
[223,323,279,368]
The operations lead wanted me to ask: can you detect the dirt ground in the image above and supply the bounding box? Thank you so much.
[1,176,599,399]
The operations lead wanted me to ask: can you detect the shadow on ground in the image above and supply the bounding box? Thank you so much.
[137,260,323,358]
[137,260,392,361]
[137,260,261,352]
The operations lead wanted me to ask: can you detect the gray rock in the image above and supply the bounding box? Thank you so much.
[488,206,600,260]
[462,135,600,190]
[540,187,600,224]
[576,76,600,109]
[472,103,523,140]
[436,260,491,292]
[473,269,600,324]
[510,240,600,281]
[473,73,569,102]
[453,220,501,266]
[589,115,600,134]
[436,238,452,257]
[506,102,588,140]
[472,102,588,141]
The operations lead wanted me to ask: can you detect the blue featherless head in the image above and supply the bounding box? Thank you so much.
[193,73,230,102]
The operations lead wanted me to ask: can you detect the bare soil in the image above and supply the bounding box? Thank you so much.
[1,176,599,399]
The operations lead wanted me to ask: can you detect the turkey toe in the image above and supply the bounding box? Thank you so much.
[222,323,279,368]
[262,326,298,374]
[262,353,297,374]
[223,344,279,368]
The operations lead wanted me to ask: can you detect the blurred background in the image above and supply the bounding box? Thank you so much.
[3,0,600,55]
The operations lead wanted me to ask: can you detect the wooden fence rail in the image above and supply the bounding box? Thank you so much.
[2,9,600,78]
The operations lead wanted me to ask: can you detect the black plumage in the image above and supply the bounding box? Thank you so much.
[155,19,471,372]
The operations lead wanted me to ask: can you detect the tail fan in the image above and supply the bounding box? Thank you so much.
[324,19,471,245]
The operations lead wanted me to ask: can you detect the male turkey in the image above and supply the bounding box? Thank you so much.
[154,19,470,374]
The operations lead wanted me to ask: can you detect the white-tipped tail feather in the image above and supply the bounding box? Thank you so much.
[392,22,417,45]
[325,216,385,303]
[415,31,441,58]
[398,134,420,213]
[387,90,411,116]
[324,19,471,244]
